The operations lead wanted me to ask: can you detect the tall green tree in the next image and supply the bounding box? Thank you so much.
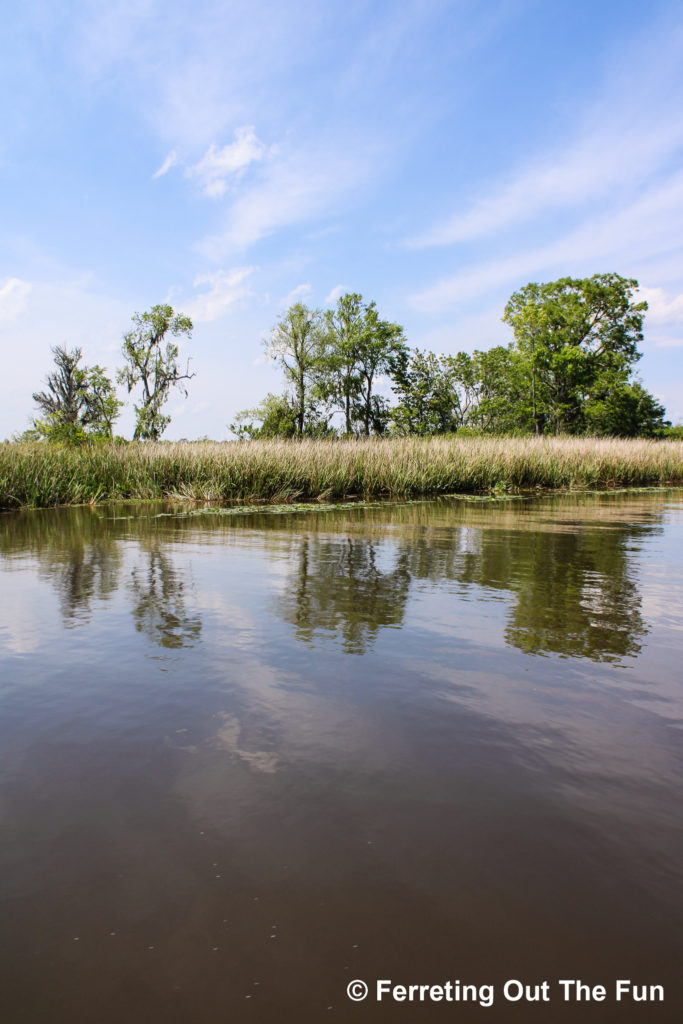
[354,307,407,435]
[322,292,366,434]
[265,303,326,436]
[502,274,649,434]
[84,365,123,437]
[468,347,527,433]
[322,293,406,434]
[118,304,194,440]
[33,345,121,442]
[389,349,454,435]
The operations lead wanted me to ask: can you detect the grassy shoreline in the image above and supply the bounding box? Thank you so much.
[1,437,682,510]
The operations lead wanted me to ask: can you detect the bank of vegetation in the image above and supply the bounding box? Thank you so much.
[15,273,680,449]
[4,270,682,509]
[234,275,674,441]
[1,436,682,509]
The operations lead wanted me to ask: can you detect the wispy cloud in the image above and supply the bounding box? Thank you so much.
[638,286,683,326]
[411,171,683,312]
[184,267,255,323]
[280,283,312,307]
[649,334,683,349]
[188,126,266,198]
[152,149,178,178]
[198,144,370,254]
[0,278,31,322]
[413,167,683,313]
[410,120,683,248]
[172,399,211,418]
[411,308,508,355]
[324,284,348,304]
[0,270,132,437]
[409,23,683,248]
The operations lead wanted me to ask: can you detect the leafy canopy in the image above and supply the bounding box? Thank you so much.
[33,345,121,443]
[234,275,669,440]
[265,303,327,437]
[321,293,407,435]
[502,273,649,434]
[118,304,194,440]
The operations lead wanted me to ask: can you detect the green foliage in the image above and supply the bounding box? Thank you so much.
[231,392,333,439]
[242,277,668,440]
[322,293,407,434]
[8,427,42,443]
[583,381,670,437]
[245,293,406,438]
[32,345,121,443]
[351,304,407,435]
[84,365,123,437]
[502,273,651,435]
[389,349,459,434]
[389,346,525,435]
[231,393,299,439]
[118,304,194,440]
[265,303,327,436]
[321,292,366,434]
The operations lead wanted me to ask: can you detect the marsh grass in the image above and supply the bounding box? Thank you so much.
[1,436,682,509]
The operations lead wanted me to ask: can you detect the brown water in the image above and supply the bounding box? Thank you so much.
[1,493,682,1022]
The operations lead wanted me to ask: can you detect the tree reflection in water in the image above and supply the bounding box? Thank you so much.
[0,495,663,662]
[0,507,201,649]
[277,534,410,653]
[129,543,201,649]
[271,498,655,662]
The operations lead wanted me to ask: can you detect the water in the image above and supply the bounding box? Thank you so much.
[1,493,682,1022]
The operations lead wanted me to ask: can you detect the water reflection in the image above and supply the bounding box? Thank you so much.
[0,508,120,625]
[130,543,201,649]
[1,494,682,1024]
[271,501,652,660]
[0,495,668,661]
[277,535,410,653]
[41,538,120,626]
[503,528,645,660]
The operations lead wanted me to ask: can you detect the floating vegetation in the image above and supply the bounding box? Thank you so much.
[156,498,428,520]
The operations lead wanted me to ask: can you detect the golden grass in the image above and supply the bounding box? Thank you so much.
[1,436,682,509]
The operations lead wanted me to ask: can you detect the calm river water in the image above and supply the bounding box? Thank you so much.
[1,493,682,1022]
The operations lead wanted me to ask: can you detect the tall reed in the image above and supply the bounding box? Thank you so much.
[1,437,682,509]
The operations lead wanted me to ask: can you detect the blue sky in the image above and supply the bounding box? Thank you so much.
[2,0,683,438]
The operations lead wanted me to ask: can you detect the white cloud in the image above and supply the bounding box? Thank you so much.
[0,277,31,322]
[184,267,255,323]
[199,145,369,254]
[171,399,211,418]
[638,286,683,326]
[410,122,683,248]
[189,400,210,415]
[650,334,683,349]
[280,283,311,307]
[0,575,57,653]
[324,284,348,304]
[152,149,177,178]
[411,307,508,355]
[188,126,266,198]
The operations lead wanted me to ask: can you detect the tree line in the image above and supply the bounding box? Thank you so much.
[26,273,674,443]
[235,274,670,439]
